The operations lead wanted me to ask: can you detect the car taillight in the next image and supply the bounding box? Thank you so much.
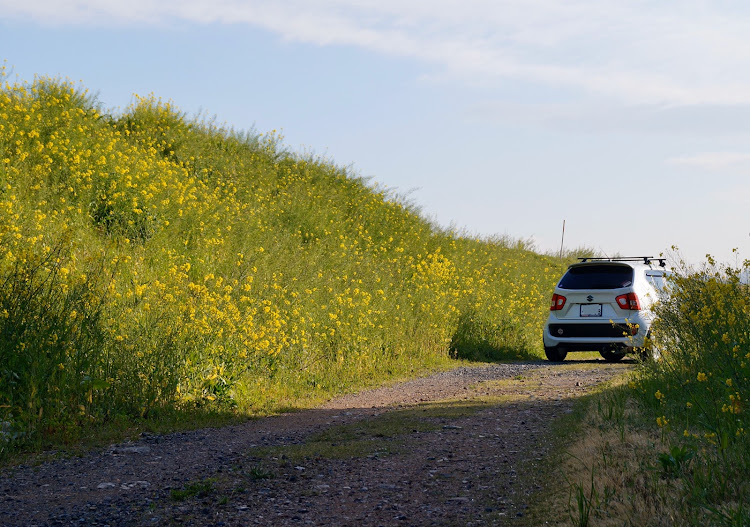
[616,292,641,310]
[550,293,567,311]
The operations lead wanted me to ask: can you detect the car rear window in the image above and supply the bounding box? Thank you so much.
[558,264,634,289]
[645,271,666,291]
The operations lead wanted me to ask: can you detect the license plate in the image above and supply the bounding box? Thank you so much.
[580,304,602,317]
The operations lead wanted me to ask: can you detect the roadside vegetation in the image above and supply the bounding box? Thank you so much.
[548,256,750,526]
[0,72,573,457]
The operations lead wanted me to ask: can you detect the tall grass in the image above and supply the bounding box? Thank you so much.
[576,255,750,525]
[634,256,749,524]
[0,73,565,454]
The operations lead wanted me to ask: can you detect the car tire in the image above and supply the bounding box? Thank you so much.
[544,346,567,362]
[638,342,661,361]
[600,349,626,362]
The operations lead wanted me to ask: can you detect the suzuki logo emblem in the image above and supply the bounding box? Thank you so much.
[586,295,594,302]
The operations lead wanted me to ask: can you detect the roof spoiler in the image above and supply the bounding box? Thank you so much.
[578,256,666,267]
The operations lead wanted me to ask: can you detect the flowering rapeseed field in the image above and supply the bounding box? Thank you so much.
[0,73,565,451]
[625,257,750,524]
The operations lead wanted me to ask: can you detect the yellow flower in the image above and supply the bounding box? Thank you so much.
[726,378,733,387]
[697,372,707,382]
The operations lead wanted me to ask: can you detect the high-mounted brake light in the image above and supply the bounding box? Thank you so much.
[616,292,641,310]
[550,293,567,311]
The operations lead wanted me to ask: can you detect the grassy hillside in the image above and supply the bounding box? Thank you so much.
[0,73,567,453]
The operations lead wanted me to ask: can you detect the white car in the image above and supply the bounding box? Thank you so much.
[543,257,668,362]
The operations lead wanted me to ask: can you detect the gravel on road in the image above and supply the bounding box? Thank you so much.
[0,360,633,526]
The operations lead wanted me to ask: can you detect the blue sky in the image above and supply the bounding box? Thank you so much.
[2,1,749,265]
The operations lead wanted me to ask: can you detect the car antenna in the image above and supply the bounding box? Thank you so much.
[559,219,565,261]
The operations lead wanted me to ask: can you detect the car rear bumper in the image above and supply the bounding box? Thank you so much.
[543,317,649,350]
[547,323,629,339]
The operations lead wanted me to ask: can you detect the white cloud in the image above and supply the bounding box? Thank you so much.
[711,183,750,205]
[5,1,750,106]
[467,101,750,138]
[666,152,750,171]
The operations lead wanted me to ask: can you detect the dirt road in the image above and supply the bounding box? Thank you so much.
[0,360,633,526]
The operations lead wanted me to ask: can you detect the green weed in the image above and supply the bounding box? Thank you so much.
[657,444,695,478]
[565,458,600,527]
[247,464,275,480]
[170,479,215,501]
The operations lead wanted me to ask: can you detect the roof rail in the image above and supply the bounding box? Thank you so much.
[578,256,666,267]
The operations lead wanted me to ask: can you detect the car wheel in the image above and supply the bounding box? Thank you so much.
[638,332,662,361]
[544,346,567,362]
[600,349,626,362]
